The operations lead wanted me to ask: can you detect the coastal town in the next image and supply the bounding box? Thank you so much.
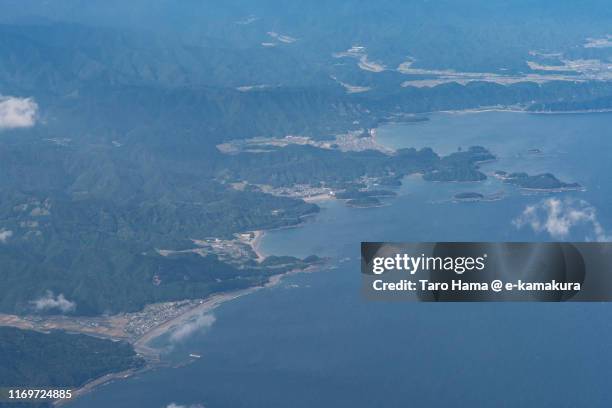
[156,231,266,266]
[0,229,308,362]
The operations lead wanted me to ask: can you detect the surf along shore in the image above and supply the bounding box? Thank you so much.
[0,227,324,406]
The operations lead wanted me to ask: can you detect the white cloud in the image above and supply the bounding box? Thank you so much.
[514,198,611,241]
[0,95,38,130]
[169,313,216,343]
[166,403,205,408]
[31,291,76,313]
[0,229,13,243]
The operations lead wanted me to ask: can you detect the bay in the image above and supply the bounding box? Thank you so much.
[69,111,612,408]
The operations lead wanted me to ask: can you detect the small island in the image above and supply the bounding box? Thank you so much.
[335,189,397,200]
[496,171,582,191]
[452,191,505,202]
[336,189,395,207]
[346,197,383,208]
[453,192,485,202]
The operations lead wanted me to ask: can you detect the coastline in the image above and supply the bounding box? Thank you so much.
[302,193,335,203]
[133,283,268,353]
[50,288,256,406]
[32,104,608,406]
[0,216,325,406]
[49,259,324,405]
[139,259,323,349]
[54,367,145,407]
[250,230,267,262]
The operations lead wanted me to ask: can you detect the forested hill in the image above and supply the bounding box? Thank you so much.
[2,1,612,317]
[0,327,143,387]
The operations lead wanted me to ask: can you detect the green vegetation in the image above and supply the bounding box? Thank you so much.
[0,126,495,317]
[502,172,582,190]
[0,327,143,407]
[0,138,320,316]
[422,147,494,182]
[335,189,397,199]
[223,145,493,188]
[1,0,611,396]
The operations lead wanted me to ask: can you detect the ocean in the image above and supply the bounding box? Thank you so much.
[68,111,612,408]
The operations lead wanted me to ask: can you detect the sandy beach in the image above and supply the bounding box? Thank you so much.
[250,230,267,262]
[134,262,318,352]
[133,286,262,353]
[46,258,323,406]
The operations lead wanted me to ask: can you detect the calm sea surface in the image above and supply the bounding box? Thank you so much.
[70,112,612,408]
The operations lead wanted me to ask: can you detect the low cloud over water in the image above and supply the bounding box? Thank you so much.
[514,198,610,241]
[169,313,216,344]
[0,95,38,130]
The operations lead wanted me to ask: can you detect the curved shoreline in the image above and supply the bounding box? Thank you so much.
[250,230,267,261]
[50,260,323,406]
[35,107,607,406]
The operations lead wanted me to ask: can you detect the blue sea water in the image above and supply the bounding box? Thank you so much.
[69,112,612,408]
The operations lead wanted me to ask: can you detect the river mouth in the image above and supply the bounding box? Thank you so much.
[68,111,612,408]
